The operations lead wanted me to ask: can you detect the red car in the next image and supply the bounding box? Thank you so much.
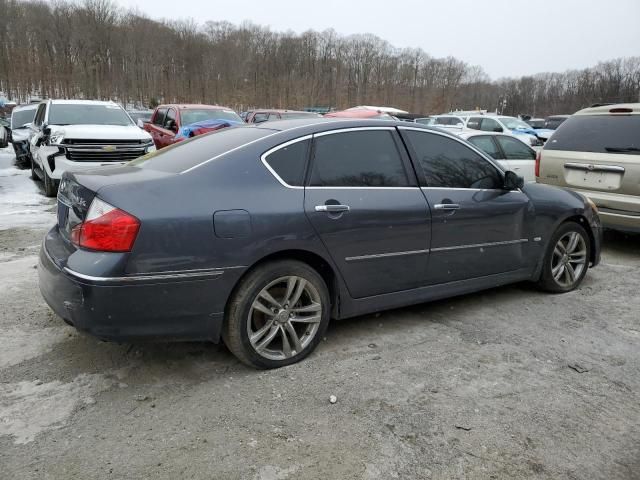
[245,109,321,124]
[324,108,394,119]
[144,104,243,149]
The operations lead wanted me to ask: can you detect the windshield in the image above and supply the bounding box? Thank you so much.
[11,108,36,129]
[48,104,133,126]
[181,109,242,125]
[500,118,531,130]
[545,115,640,154]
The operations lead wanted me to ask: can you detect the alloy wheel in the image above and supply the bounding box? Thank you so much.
[551,231,587,288]
[247,276,323,361]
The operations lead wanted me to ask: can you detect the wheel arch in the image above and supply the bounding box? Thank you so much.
[561,214,597,265]
[225,249,342,319]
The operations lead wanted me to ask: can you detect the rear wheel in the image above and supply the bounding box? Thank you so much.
[30,157,38,180]
[222,260,330,369]
[536,222,590,293]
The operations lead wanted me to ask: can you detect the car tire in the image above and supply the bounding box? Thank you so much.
[42,166,57,197]
[536,221,591,293]
[30,157,39,180]
[222,260,331,369]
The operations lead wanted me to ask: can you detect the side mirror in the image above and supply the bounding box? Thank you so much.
[493,126,503,133]
[504,170,524,190]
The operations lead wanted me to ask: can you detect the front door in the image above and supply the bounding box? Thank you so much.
[400,127,532,285]
[304,127,432,298]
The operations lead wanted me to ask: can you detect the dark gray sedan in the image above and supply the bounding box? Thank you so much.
[39,119,602,368]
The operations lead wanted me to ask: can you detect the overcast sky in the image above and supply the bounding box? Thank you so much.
[117,0,639,79]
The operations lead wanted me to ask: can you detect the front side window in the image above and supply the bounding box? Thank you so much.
[48,104,133,126]
[466,117,482,130]
[252,113,269,123]
[468,135,502,159]
[153,108,167,126]
[264,139,310,186]
[164,108,177,130]
[480,118,501,132]
[404,130,503,189]
[309,130,409,187]
[496,136,535,159]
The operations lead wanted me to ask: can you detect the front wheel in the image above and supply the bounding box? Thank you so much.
[222,260,330,369]
[536,222,590,293]
[43,166,57,197]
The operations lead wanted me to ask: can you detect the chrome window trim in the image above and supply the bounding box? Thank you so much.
[181,121,331,174]
[313,126,396,137]
[345,249,429,262]
[430,238,528,253]
[307,186,420,190]
[260,135,312,189]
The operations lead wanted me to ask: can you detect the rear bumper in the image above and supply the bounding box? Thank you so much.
[572,189,640,233]
[38,228,234,342]
[598,209,640,233]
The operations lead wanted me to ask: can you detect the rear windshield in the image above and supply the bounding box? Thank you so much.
[129,126,274,172]
[181,109,242,125]
[545,115,640,154]
[49,104,133,126]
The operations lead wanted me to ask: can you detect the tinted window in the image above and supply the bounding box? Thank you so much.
[544,117,567,130]
[528,120,545,129]
[480,118,501,132]
[310,130,409,187]
[129,127,273,173]
[496,136,535,159]
[48,104,133,126]
[404,130,502,189]
[468,135,502,159]
[545,115,640,154]
[264,139,310,186]
[153,108,167,126]
[434,117,465,126]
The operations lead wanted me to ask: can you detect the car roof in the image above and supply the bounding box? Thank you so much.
[252,109,315,114]
[48,99,119,106]
[157,104,235,110]
[574,103,640,116]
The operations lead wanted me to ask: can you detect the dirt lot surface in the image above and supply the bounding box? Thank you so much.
[1,146,639,479]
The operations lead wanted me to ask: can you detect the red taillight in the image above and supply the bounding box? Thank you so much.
[535,150,541,178]
[71,198,140,252]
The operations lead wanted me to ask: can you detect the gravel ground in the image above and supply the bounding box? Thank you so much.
[0,146,639,479]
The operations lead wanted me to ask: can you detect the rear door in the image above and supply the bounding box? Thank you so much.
[542,114,640,212]
[400,127,532,285]
[303,127,432,298]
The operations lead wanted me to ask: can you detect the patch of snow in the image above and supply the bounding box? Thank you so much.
[0,327,73,369]
[0,374,113,444]
[0,148,56,230]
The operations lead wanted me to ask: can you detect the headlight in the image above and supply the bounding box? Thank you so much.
[146,144,156,153]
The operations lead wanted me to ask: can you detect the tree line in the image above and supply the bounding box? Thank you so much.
[1,0,639,116]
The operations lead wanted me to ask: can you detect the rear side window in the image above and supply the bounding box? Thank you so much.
[496,136,535,159]
[130,127,273,173]
[310,130,409,187]
[545,115,640,154]
[404,130,503,189]
[264,139,310,186]
[468,135,502,159]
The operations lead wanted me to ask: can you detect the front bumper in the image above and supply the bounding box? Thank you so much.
[38,228,231,342]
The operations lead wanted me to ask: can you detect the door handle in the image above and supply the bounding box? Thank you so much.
[433,203,460,210]
[315,204,350,213]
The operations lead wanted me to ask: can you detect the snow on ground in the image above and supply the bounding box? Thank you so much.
[0,146,56,230]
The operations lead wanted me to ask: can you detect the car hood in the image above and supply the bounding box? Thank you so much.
[48,124,152,141]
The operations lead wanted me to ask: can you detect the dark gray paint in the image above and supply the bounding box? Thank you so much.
[38,118,602,342]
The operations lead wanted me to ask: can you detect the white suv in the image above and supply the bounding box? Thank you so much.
[29,100,155,196]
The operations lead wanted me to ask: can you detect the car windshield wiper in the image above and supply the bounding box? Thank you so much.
[604,147,640,153]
